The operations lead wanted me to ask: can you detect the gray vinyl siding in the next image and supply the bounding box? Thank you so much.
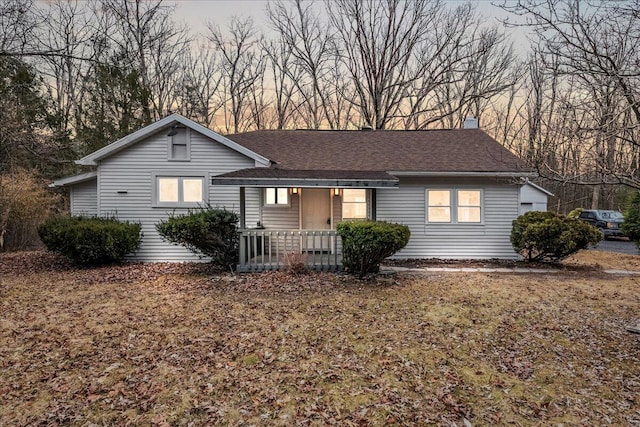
[519,184,548,215]
[70,179,98,216]
[98,129,254,262]
[253,191,344,229]
[261,192,300,229]
[244,187,261,228]
[376,177,520,259]
[332,195,341,224]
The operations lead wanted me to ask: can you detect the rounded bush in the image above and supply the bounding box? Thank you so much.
[511,211,601,261]
[38,216,142,265]
[156,207,239,270]
[337,220,410,278]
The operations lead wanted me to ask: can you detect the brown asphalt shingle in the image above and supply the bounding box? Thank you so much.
[226,129,530,173]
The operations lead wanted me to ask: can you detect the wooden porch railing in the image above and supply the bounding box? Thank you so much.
[238,229,342,272]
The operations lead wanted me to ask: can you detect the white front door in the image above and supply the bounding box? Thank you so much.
[301,188,331,230]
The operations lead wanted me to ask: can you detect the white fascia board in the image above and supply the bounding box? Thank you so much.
[49,171,97,188]
[523,179,555,196]
[76,113,271,166]
[388,171,537,178]
[211,177,399,188]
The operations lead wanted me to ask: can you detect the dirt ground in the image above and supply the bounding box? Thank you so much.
[1,250,639,426]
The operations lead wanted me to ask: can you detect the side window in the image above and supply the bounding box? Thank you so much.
[342,189,368,219]
[426,189,483,224]
[264,188,289,206]
[156,175,204,206]
[168,127,189,161]
[457,190,481,223]
[427,190,452,223]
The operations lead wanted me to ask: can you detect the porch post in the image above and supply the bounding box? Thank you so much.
[239,187,246,228]
[371,188,377,220]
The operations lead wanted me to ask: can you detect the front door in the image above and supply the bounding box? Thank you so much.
[301,188,331,230]
[301,189,331,251]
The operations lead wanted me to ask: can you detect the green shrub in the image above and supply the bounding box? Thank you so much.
[38,216,142,265]
[622,192,640,247]
[156,207,239,270]
[337,220,410,278]
[511,211,601,262]
[567,207,583,219]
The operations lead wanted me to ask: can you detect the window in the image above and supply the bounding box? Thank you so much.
[168,127,189,160]
[342,189,367,219]
[264,188,289,206]
[426,189,482,223]
[457,190,481,223]
[427,190,451,223]
[156,176,204,206]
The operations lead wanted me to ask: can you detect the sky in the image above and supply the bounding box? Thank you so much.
[171,0,531,52]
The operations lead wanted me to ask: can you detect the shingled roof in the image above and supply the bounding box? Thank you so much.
[225,128,530,174]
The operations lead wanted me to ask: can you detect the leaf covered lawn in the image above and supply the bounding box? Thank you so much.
[1,251,639,426]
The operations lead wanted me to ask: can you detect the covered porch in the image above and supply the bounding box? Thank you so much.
[239,229,342,272]
[212,168,398,272]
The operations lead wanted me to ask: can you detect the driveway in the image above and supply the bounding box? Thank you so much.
[593,238,638,255]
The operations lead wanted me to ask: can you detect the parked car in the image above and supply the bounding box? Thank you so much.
[578,210,625,239]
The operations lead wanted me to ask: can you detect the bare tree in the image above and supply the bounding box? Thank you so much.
[0,0,36,56]
[99,0,190,121]
[176,45,224,128]
[262,39,300,129]
[267,0,336,129]
[398,3,517,130]
[327,0,440,129]
[501,0,640,190]
[206,17,266,133]
[37,0,96,134]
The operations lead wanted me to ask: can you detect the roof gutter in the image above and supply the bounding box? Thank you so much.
[388,171,537,178]
[49,171,98,188]
[211,176,399,188]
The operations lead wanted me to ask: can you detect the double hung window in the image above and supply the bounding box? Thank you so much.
[426,189,482,223]
[342,189,368,219]
[155,175,205,207]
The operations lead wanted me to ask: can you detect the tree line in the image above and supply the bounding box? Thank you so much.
[1,0,640,228]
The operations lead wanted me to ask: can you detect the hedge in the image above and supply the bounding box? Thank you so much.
[38,216,142,265]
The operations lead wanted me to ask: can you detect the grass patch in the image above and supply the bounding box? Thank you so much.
[0,250,639,425]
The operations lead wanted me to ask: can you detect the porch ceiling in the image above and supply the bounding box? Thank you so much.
[211,168,399,188]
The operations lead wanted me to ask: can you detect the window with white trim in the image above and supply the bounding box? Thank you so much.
[457,190,481,223]
[427,190,451,223]
[168,127,189,160]
[156,176,204,205]
[264,188,289,206]
[426,189,482,223]
[342,189,368,219]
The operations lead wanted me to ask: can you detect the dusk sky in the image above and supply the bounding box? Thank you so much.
[171,0,530,51]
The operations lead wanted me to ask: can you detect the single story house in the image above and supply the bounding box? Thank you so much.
[51,114,541,271]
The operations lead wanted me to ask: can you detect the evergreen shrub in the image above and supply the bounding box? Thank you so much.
[337,221,410,278]
[511,211,601,261]
[38,216,142,265]
[156,207,239,270]
[622,192,640,247]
